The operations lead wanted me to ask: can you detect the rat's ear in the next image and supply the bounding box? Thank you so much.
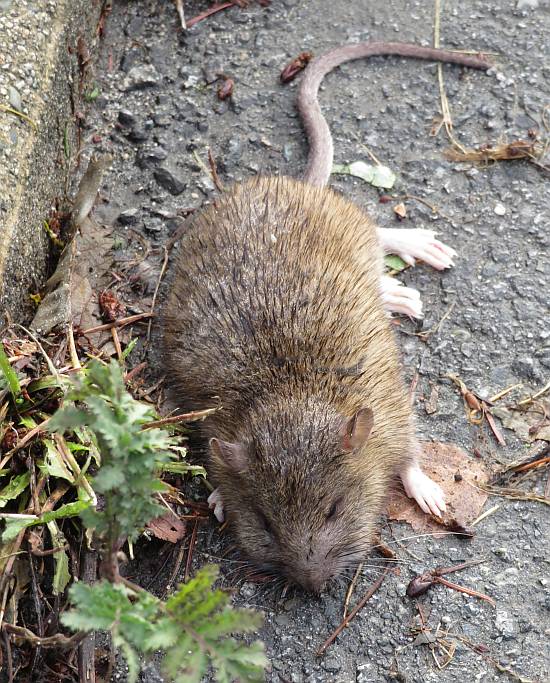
[210,438,248,472]
[341,408,374,452]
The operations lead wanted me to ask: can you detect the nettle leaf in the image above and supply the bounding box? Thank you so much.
[0,472,30,508]
[211,639,267,683]
[48,361,176,540]
[164,635,208,683]
[162,566,266,682]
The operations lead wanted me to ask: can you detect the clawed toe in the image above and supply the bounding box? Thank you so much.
[378,228,457,271]
[380,276,424,319]
[207,488,225,522]
[401,465,447,517]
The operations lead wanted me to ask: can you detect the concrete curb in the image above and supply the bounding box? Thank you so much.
[0,0,103,324]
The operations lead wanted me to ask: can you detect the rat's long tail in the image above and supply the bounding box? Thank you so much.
[297,42,492,187]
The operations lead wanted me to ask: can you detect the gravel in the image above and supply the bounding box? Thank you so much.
[83,0,549,681]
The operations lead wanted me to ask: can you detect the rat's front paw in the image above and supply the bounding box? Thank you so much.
[401,464,446,517]
[207,488,225,522]
[378,228,456,271]
[380,275,423,319]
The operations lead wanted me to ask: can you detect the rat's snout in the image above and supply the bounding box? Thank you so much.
[297,571,327,594]
[287,557,334,593]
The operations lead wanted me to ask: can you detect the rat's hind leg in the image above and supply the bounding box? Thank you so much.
[380,275,423,319]
[401,461,446,516]
[208,488,225,522]
[378,228,456,271]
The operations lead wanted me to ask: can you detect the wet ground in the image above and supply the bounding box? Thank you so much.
[84,0,550,680]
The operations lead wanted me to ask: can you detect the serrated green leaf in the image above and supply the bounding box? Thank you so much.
[164,634,208,683]
[200,607,264,640]
[93,465,125,490]
[211,638,267,683]
[0,472,30,508]
[143,618,180,651]
[48,406,90,432]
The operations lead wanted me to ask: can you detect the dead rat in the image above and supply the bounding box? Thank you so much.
[161,42,491,592]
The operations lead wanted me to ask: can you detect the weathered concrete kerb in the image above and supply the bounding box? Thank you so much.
[0,0,102,324]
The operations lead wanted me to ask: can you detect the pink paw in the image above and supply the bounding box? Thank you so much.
[378,228,456,271]
[207,488,225,522]
[401,464,446,516]
[380,275,423,319]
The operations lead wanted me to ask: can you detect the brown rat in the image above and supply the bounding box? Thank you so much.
[161,42,491,591]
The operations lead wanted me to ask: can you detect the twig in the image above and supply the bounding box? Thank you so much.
[187,2,235,28]
[174,0,186,29]
[434,576,495,606]
[489,383,523,403]
[111,326,123,361]
[480,484,550,506]
[146,246,169,343]
[453,633,536,683]
[343,562,363,619]
[470,504,500,526]
[67,324,81,370]
[78,547,98,683]
[517,379,550,408]
[142,407,218,429]
[432,0,467,153]
[208,148,225,192]
[0,103,37,130]
[3,630,13,683]
[2,623,85,649]
[80,312,153,335]
[124,361,147,383]
[483,407,506,446]
[185,519,199,582]
[0,418,51,465]
[316,567,390,655]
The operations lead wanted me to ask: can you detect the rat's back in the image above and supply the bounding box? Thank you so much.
[162,176,405,428]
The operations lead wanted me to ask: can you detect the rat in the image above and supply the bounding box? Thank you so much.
[161,42,491,592]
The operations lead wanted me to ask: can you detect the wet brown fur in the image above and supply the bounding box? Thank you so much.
[162,176,414,590]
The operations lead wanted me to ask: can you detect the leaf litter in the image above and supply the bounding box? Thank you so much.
[387,442,489,533]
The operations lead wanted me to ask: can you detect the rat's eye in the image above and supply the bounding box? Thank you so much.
[326,498,343,521]
[258,511,273,534]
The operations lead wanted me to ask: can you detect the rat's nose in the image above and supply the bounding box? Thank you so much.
[297,569,329,593]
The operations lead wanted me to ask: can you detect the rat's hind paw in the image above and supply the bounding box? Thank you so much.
[401,464,446,517]
[208,488,225,522]
[380,275,423,319]
[378,228,456,271]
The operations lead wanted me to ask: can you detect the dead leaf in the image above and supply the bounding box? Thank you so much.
[280,51,313,83]
[492,401,550,442]
[387,442,489,533]
[146,512,187,543]
[393,202,407,220]
[31,156,119,353]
